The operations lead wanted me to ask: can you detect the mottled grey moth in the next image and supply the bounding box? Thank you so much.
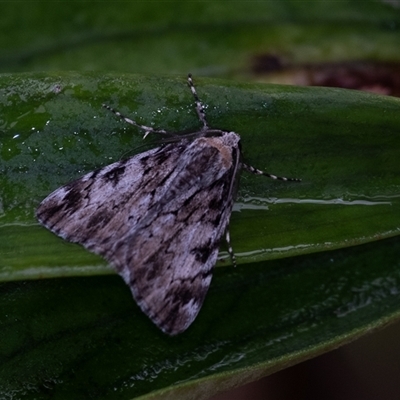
[36,75,299,335]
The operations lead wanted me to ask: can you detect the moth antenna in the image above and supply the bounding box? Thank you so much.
[102,104,168,137]
[187,74,209,129]
[243,163,301,182]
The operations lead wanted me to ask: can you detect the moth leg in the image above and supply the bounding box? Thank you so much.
[102,104,168,139]
[243,163,301,182]
[187,74,209,129]
[225,230,237,267]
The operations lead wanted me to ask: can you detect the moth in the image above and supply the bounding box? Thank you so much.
[36,75,299,335]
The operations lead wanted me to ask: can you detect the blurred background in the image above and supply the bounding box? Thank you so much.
[2,1,400,399]
[212,320,400,400]
[2,2,399,93]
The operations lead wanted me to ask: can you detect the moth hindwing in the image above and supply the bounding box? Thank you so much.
[36,74,300,335]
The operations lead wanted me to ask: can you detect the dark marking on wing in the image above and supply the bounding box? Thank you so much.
[103,164,127,185]
[191,242,215,264]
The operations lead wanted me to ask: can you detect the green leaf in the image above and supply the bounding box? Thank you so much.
[1,72,400,279]
[1,72,400,399]
[2,237,400,399]
[1,1,400,75]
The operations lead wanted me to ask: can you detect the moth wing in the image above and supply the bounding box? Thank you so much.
[111,137,239,334]
[36,143,187,255]
[37,134,240,335]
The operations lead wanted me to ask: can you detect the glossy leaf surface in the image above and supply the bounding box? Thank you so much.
[1,73,400,280]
